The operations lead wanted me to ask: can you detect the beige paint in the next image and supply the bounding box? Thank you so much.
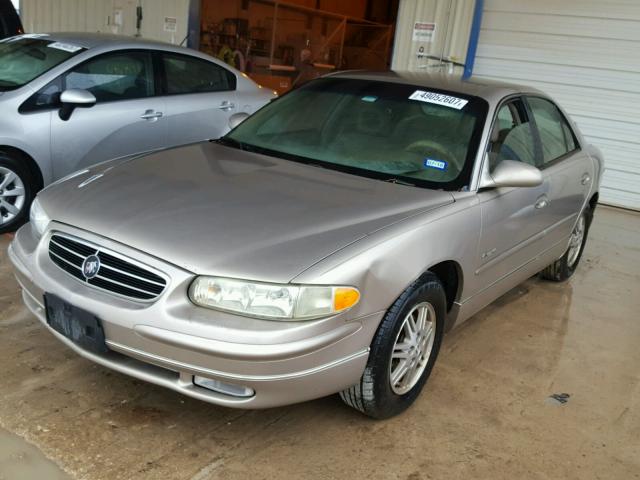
[1,206,639,478]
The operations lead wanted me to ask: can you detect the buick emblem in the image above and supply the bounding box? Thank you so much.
[82,255,101,279]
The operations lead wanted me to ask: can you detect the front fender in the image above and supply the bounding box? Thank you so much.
[292,195,481,327]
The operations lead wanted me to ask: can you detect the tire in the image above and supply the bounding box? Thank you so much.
[340,272,446,419]
[540,205,592,282]
[0,151,37,234]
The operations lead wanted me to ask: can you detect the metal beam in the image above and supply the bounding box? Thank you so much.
[463,0,484,79]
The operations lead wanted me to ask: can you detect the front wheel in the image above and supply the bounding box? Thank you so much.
[540,206,592,282]
[0,152,36,234]
[340,273,446,419]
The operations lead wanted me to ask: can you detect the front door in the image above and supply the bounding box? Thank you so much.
[50,50,167,179]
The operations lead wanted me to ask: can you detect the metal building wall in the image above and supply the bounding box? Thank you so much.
[20,0,190,45]
[392,0,474,73]
[473,0,640,210]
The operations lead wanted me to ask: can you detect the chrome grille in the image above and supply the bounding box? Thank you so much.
[48,234,167,301]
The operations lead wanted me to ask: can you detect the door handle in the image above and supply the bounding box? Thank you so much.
[535,195,549,209]
[217,101,235,111]
[581,173,591,185]
[140,110,163,120]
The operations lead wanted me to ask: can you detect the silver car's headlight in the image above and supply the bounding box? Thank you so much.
[189,276,360,320]
[29,197,50,238]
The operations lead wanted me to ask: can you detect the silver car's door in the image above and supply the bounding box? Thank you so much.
[475,97,552,288]
[158,52,239,145]
[526,96,594,247]
[50,50,167,179]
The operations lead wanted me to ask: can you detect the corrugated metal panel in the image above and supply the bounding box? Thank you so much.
[20,0,189,45]
[474,0,640,210]
[392,0,474,74]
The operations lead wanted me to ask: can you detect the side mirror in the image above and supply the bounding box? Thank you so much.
[481,160,543,189]
[228,112,249,130]
[59,89,96,121]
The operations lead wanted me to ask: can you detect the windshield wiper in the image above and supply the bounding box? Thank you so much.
[215,137,267,155]
[385,178,416,187]
[215,137,244,150]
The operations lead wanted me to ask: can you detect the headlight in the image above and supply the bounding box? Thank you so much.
[29,197,50,238]
[189,276,360,320]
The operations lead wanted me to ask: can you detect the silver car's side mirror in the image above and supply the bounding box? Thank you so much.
[481,160,543,189]
[228,112,249,130]
[59,89,97,121]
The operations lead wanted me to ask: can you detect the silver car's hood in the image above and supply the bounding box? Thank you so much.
[41,142,454,282]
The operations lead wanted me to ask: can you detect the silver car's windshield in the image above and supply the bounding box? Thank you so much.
[224,78,488,190]
[0,37,85,90]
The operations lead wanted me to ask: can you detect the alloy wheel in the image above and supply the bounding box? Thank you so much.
[567,213,586,267]
[0,166,26,226]
[389,301,437,395]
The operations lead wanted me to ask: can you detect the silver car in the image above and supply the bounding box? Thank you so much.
[9,72,602,418]
[0,32,275,233]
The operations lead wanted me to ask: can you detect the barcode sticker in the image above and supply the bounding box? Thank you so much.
[47,42,83,53]
[409,90,468,110]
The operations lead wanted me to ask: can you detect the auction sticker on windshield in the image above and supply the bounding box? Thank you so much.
[409,90,468,110]
[47,42,83,53]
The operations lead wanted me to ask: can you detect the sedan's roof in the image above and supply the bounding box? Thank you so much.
[26,32,175,50]
[328,70,544,104]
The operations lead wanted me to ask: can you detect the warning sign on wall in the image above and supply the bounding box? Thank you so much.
[164,17,177,32]
[412,22,436,42]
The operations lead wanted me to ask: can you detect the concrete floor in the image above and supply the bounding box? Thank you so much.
[0,205,638,480]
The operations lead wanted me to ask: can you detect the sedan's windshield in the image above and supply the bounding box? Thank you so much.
[225,78,488,190]
[0,37,85,90]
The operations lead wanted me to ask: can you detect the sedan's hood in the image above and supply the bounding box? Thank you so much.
[41,143,454,282]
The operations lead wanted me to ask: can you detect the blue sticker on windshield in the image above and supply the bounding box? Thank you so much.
[361,95,378,103]
[424,158,448,171]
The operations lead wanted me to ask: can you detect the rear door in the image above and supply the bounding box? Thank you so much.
[158,52,238,145]
[475,97,551,286]
[50,49,167,178]
[525,96,593,246]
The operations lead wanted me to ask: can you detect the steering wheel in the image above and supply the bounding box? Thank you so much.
[394,114,429,135]
[404,140,460,172]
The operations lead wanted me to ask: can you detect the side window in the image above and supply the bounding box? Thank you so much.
[162,54,236,94]
[489,99,537,169]
[64,51,155,102]
[527,97,577,165]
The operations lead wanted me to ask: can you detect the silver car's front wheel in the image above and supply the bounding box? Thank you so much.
[0,152,37,234]
[340,273,445,419]
[0,166,27,226]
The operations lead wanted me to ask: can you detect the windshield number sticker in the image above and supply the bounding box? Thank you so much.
[424,158,448,171]
[47,42,83,53]
[409,90,468,110]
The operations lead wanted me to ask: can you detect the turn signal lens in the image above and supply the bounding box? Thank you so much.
[334,287,360,311]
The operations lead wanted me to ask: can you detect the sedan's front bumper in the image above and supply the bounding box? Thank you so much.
[9,223,381,408]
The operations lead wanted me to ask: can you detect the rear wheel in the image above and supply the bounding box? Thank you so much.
[540,206,592,282]
[340,273,445,419]
[0,152,36,234]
